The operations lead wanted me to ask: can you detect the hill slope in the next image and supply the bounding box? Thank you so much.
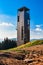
[8,40,43,51]
[0,40,43,65]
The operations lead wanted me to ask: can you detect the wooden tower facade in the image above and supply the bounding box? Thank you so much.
[17,7,30,46]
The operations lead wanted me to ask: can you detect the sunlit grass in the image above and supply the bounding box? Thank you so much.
[0,40,43,52]
[9,40,43,51]
[9,42,31,51]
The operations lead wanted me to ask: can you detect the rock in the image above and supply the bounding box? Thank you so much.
[24,59,34,63]
[33,54,38,58]
[38,59,43,62]
[25,54,29,59]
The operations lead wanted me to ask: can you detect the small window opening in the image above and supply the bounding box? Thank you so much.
[21,26,23,40]
[18,16,19,22]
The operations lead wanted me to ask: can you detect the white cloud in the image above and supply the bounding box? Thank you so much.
[0,22,14,27]
[30,30,43,39]
[35,24,42,32]
[0,30,17,39]
[0,14,17,25]
[35,27,42,31]
[36,25,41,28]
[30,24,43,39]
[0,14,17,39]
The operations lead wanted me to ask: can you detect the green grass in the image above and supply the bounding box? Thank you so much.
[0,40,43,52]
[9,40,43,51]
[32,40,43,45]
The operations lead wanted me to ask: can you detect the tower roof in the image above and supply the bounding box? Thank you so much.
[18,7,29,11]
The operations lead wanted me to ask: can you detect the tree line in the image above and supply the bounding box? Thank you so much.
[0,38,17,50]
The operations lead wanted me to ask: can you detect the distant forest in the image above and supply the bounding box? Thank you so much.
[0,38,17,50]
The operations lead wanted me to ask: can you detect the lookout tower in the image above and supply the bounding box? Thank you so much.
[17,7,30,46]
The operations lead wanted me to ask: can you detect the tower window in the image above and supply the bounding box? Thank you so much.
[28,20,29,24]
[18,16,19,22]
[21,26,23,40]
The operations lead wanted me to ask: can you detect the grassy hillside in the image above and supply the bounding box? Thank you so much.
[9,40,43,50]
[0,40,43,52]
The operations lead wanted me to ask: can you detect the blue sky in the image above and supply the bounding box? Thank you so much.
[0,0,43,39]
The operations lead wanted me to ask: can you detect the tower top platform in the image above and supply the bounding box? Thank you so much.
[18,7,30,11]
